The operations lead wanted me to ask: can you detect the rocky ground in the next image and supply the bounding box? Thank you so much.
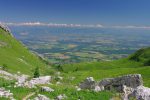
[0,68,150,100]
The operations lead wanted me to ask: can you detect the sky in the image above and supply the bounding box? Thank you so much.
[0,0,150,26]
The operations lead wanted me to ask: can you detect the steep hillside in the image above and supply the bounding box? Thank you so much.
[0,27,50,75]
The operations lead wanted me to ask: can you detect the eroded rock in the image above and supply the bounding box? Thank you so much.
[98,74,143,92]
[55,94,67,100]
[129,86,150,100]
[26,76,51,88]
[41,86,54,92]
[79,77,95,89]
[0,87,14,99]
[15,75,29,87]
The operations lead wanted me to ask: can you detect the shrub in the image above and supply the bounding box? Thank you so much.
[33,67,40,78]
[144,59,150,66]
[2,64,8,71]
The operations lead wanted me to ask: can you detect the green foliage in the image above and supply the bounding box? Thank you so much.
[33,67,40,78]
[55,64,63,71]
[2,64,8,71]
[129,47,150,64]
[129,48,145,61]
[144,59,150,66]
[0,78,15,87]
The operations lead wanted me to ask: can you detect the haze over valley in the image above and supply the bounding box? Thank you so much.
[9,25,150,64]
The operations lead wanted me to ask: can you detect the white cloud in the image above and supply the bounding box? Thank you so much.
[112,25,150,29]
[2,22,150,29]
[3,22,104,28]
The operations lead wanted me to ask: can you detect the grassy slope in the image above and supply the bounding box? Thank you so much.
[0,28,50,75]
[61,48,150,87]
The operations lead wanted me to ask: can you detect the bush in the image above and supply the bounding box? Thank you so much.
[2,64,8,71]
[33,67,40,78]
[144,59,150,66]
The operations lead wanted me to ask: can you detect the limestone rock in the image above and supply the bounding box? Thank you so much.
[0,87,14,99]
[26,76,51,88]
[122,85,134,100]
[79,77,95,89]
[15,75,29,87]
[41,86,54,92]
[94,85,104,92]
[129,86,150,100]
[55,94,67,100]
[99,74,143,92]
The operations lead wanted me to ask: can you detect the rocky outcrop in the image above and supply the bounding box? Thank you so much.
[79,77,104,92]
[129,86,150,100]
[55,94,67,100]
[15,76,51,88]
[34,94,50,100]
[98,74,143,92]
[0,69,18,80]
[79,74,150,100]
[15,75,29,87]
[26,76,51,88]
[79,74,143,92]
[0,88,14,99]
[41,86,54,92]
[0,23,11,33]
[79,77,95,89]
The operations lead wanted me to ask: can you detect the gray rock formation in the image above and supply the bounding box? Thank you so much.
[25,76,51,88]
[79,77,95,89]
[41,86,54,92]
[15,75,29,87]
[94,85,104,92]
[129,86,150,100]
[55,94,67,100]
[15,75,51,88]
[98,74,143,92]
[0,87,14,99]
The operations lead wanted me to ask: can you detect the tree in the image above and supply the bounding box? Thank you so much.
[33,67,40,78]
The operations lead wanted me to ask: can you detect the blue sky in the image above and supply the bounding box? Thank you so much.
[0,0,150,25]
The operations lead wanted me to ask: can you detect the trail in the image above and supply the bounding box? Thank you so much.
[23,92,35,100]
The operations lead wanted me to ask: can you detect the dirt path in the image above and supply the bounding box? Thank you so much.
[23,92,35,100]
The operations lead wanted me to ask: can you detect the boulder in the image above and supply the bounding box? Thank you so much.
[99,74,143,92]
[0,87,14,99]
[26,76,51,88]
[15,75,29,87]
[129,86,150,100]
[94,85,104,92]
[79,77,95,89]
[55,94,67,100]
[121,85,134,100]
[34,94,50,100]
[41,86,54,92]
